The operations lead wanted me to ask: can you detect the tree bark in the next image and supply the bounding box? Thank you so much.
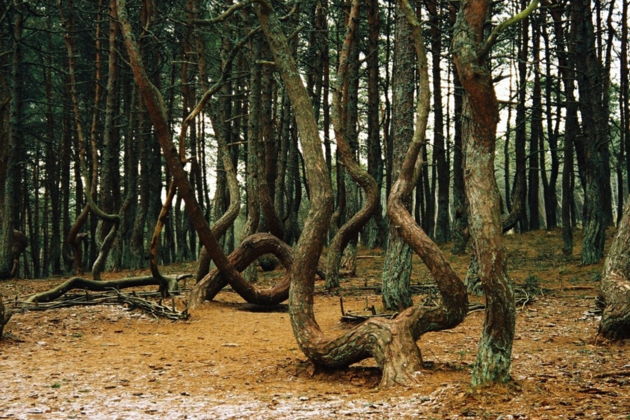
[381,2,415,311]
[570,0,608,265]
[364,0,386,249]
[117,0,264,318]
[452,0,529,386]
[598,199,630,339]
[0,7,23,279]
[256,0,467,388]
[546,0,576,255]
[428,0,449,244]
[528,14,541,230]
[190,233,294,306]
[325,0,378,290]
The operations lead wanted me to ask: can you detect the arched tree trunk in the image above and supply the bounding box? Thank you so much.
[598,199,630,339]
[190,233,294,306]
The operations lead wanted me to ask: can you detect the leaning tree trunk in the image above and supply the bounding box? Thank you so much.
[452,0,536,386]
[117,0,290,311]
[598,199,630,339]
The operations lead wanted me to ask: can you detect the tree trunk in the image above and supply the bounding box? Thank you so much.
[598,199,630,339]
[428,0,449,244]
[505,0,530,233]
[541,19,559,230]
[450,63,468,255]
[570,0,608,265]
[364,0,386,249]
[528,15,541,230]
[382,2,415,311]
[547,0,576,255]
[255,0,467,388]
[0,295,13,338]
[0,7,24,279]
[325,0,378,290]
[452,0,527,386]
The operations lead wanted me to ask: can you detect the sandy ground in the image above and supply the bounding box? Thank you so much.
[0,231,628,419]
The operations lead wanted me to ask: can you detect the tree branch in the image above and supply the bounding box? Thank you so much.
[478,0,539,58]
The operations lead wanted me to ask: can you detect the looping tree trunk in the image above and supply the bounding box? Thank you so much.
[189,233,294,308]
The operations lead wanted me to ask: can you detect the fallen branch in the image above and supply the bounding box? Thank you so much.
[24,275,183,303]
[341,302,487,324]
[12,289,188,320]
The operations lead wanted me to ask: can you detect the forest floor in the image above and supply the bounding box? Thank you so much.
[0,230,628,419]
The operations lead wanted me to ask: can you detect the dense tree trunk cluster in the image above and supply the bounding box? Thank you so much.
[1,0,628,381]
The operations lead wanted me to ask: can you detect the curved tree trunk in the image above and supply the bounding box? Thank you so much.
[192,26,243,283]
[598,200,630,339]
[256,0,467,388]
[325,0,378,290]
[190,233,294,306]
[117,0,269,320]
[452,0,533,386]
[381,1,416,311]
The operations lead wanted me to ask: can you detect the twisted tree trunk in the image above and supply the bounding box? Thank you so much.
[256,0,466,387]
[452,0,536,386]
[325,0,378,290]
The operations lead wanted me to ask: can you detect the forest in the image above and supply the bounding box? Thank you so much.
[0,0,629,418]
